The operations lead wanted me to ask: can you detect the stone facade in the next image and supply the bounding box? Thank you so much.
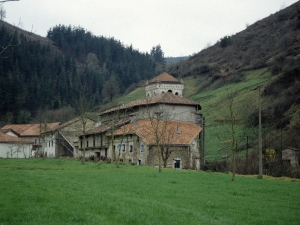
[83,72,203,170]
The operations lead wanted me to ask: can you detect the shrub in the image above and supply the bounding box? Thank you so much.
[220,36,232,48]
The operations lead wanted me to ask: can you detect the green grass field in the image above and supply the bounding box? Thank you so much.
[0,159,299,225]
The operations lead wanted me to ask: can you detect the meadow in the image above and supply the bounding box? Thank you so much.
[0,158,299,225]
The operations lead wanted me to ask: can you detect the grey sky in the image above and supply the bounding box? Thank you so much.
[3,0,298,57]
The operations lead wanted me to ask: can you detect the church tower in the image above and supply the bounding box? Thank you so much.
[145,72,184,98]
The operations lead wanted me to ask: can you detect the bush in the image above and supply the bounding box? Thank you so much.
[220,36,232,48]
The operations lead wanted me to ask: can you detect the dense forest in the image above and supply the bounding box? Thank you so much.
[0,24,164,124]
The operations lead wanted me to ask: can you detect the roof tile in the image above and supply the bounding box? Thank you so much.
[0,132,34,144]
[150,72,180,83]
[113,119,202,146]
[99,93,200,116]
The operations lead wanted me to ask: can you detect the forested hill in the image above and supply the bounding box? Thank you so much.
[0,23,162,124]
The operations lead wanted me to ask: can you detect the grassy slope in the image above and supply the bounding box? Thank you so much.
[186,68,272,160]
[107,68,272,161]
[0,159,299,225]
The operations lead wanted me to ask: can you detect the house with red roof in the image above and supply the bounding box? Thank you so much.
[0,122,59,157]
[80,72,204,169]
[0,132,34,158]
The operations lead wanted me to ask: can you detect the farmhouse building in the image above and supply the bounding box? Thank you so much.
[0,131,33,158]
[80,72,204,169]
[43,117,96,158]
[0,123,59,157]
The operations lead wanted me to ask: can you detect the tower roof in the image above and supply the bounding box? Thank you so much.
[149,72,180,84]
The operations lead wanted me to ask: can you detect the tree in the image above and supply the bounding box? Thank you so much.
[73,86,93,164]
[0,5,6,20]
[0,0,20,55]
[142,103,174,172]
[102,74,119,103]
[150,44,165,65]
[216,89,249,181]
[106,107,133,168]
[220,36,232,48]
[0,0,19,3]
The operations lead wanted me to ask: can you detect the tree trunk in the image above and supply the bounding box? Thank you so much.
[231,150,236,181]
[158,145,162,172]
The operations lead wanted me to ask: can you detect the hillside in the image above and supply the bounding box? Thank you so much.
[170,1,300,78]
[107,2,300,165]
[0,22,159,124]
[171,1,300,162]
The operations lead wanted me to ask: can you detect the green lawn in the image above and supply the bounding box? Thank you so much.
[0,159,299,225]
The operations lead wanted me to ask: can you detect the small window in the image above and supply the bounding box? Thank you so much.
[174,160,181,169]
[140,144,144,153]
[48,141,50,147]
[122,144,125,152]
[129,145,133,153]
[51,140,53,147]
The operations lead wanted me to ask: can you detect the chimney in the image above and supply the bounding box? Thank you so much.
[176,125,181,134]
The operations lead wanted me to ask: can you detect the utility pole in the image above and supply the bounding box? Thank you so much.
[258,86,263,179]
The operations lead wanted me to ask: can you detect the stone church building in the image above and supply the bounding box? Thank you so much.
[79,72,204,169]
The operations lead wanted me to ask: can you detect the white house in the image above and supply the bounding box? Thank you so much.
[0,132,33,158]
[43,117,96,158]
[1,123,59,157]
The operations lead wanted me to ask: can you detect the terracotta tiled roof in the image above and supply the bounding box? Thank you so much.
[99,93,201,116]
[85,120,130,136]
[0,132,34,144]
[49,117,96,132]
[150,72,180,84]
[86,124,111,135]
[112,119,202,146]
[1,122,60,137]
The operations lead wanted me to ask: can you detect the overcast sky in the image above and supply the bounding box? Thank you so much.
[3,0,299,57]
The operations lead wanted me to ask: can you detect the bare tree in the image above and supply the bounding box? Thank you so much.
[217,90,250,181]
[0,5,6,20]
[39,123,47,159]
[0,0,21,55]
[107,107,132,168]
[0,0,19,3]
[73,86,93,164]
[141,103,174,172]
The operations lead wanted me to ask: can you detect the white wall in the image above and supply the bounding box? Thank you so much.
[44,133,56,157]
[0,143,32,158]
[145,82,184,97]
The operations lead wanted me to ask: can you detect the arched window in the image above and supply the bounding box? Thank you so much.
[175,92,178,95]
[167,90,172,93]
